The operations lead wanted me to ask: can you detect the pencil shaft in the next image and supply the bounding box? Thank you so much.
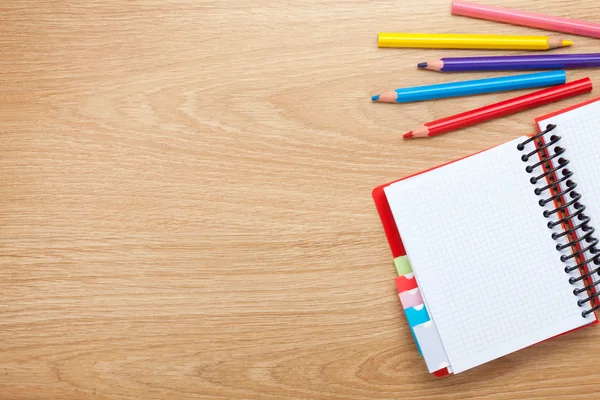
[430,54,600,72]
[378,33,568,50]
[404,78,592,138]
[452,0,600,39]
[373,71,566,103]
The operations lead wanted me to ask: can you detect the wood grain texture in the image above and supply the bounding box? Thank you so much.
[2,0,600,398]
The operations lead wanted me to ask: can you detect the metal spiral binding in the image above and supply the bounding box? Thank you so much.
[518,124,600,317]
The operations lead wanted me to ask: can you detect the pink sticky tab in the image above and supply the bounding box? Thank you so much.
[398,288,424,309]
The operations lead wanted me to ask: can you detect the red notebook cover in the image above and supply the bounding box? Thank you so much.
[374,103,600,375]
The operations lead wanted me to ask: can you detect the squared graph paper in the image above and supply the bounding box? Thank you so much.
[384,138,592,373]
[538,100,600,299]
[538,100,600,249]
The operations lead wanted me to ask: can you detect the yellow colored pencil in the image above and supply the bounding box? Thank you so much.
[377,33,573,50]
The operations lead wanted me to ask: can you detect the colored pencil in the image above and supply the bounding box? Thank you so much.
[372,71,566,103]
[377,33,572,50]
[403,78,592,139]
[419,54,600,72]
[452,0,600,39]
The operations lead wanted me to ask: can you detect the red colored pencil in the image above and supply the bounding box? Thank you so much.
[404,78,593,139]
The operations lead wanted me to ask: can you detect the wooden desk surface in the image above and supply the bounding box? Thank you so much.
[2,1,600,398]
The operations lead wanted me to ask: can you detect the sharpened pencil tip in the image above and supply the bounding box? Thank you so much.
[371,95,380,101]
[562,40,573,47]
[417,62,427,68]
[403,132,414,139]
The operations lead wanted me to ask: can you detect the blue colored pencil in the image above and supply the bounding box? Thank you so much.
[371,70,566,103]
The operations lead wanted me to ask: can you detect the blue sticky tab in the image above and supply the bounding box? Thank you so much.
[405,305,430,327]
[404,305,430,356]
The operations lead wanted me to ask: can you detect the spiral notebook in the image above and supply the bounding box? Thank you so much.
[373,97,600,376]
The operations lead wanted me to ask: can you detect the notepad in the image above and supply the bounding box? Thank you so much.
[373,97,600,375]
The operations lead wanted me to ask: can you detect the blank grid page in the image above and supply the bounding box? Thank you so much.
[384,138,591,373]
[538,100,600,242]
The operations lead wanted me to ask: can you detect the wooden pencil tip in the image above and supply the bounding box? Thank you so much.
[371,94,380,101]
[403,132,414,139]
[421,60,443,72]
[376,91,398,103]
[548,37,572,48]
[410,126,430,138]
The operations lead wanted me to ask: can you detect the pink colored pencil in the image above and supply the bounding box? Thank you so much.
[452,0,600,39]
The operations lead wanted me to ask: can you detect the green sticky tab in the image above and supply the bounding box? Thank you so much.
[394,256,413,276]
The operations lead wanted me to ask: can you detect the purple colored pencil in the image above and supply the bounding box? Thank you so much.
[418,53,600,72]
